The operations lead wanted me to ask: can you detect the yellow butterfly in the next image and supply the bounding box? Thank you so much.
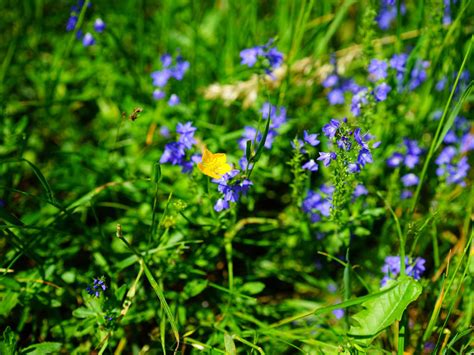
[197,147,232,179]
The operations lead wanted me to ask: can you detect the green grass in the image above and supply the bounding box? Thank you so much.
[0,0,473,353]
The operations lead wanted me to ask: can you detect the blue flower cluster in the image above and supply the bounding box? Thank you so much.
[376,0,406,30]
[381,256,426,286]
[297,118,380,174]
[240,38,283,75]
[302,182,368,223]
[302,185,334,223]
[212,170,253,212]
[151,53,190,106]
[238,102,287,151]
[351,55,429,115]
[66,1,106,47]
[387,138,424,199]
[435,116,472,186]
[323,74,363,106]
[160,122,199,173]
[86,277,107,298]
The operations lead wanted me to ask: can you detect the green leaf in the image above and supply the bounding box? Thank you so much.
[183,279,208,299]
[240,281,265,295]
[152,162,162,183]
[224,333,237,355]
[72,307,96,319]
[434,80,473,152]
[0,292,19,316]
[348,276,422,345]
[20,342,62,354]
[0,327,17,355]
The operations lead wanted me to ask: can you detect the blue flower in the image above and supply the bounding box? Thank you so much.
[317,152,337,167]
[327,88,345,105]
[387,152,404,168]
[82,32,95,47]
[240,39,283,74]
[332,309,345,319]
[401,173,419,187]
[374,82,391,101]
[94,18,106,33]
[302,159,319,172]
[353,184,368,198]
[381,256,426,286]
[240,47,262,67]
[66,15,78,31]
[86,278,107,298]
[368,59,388,81]
[303,130,320,146]
[168,94,180,106]
[350,89,368,116]
[409,60,430,90]
[357,148,373,167]
[322,119,340,139]
[212,170,253,212]
[153,89,165,100]
[151,69,171,87]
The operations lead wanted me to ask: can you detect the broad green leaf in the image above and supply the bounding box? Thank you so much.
[348,276,422,345]
[0,291,19,316]
[240,281,265,295]
[20,342,62,354]
[183,279,208,299]
[72,307,96,319]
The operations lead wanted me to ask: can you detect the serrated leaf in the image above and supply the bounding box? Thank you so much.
[348,276,422,345]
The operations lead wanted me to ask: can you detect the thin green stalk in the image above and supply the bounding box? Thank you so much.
[410,36,473,213]
[47,0,90,104]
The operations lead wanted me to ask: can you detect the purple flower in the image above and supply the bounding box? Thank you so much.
[390,53,408,72]
[153,89,165,100]
[66,15,78,31]
[168,94,180,106]
[86,278,107,298]
[327,88,345,105]
[381,256,426,286]
[322,119,340,139]
[404,154,420,169]
[159,126,170,138]
[436,76,447,91]
[387,152,404,168]
[303,130,320,146]
[353,184,368,198]
[353,128,368,149]
[348,163,361,173]
[171,59,190,80]
[317,152,337,167]
[94,18,106,33]
[323,74,339,88]
[332,309,345,319]
[212,170,253,212]
[374,82,391,101]
[161,54,173,67]
[435,146,457,165]
[351,89,368,116]
[151,69,171,87]
[302,159,319,172]
[409,60,430,90]
[357,148,373,167]
[401,173,419,187]
[240,39,283,74]
[82,32,95,47]
[240,47,262,67]
[368,59,388,81]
